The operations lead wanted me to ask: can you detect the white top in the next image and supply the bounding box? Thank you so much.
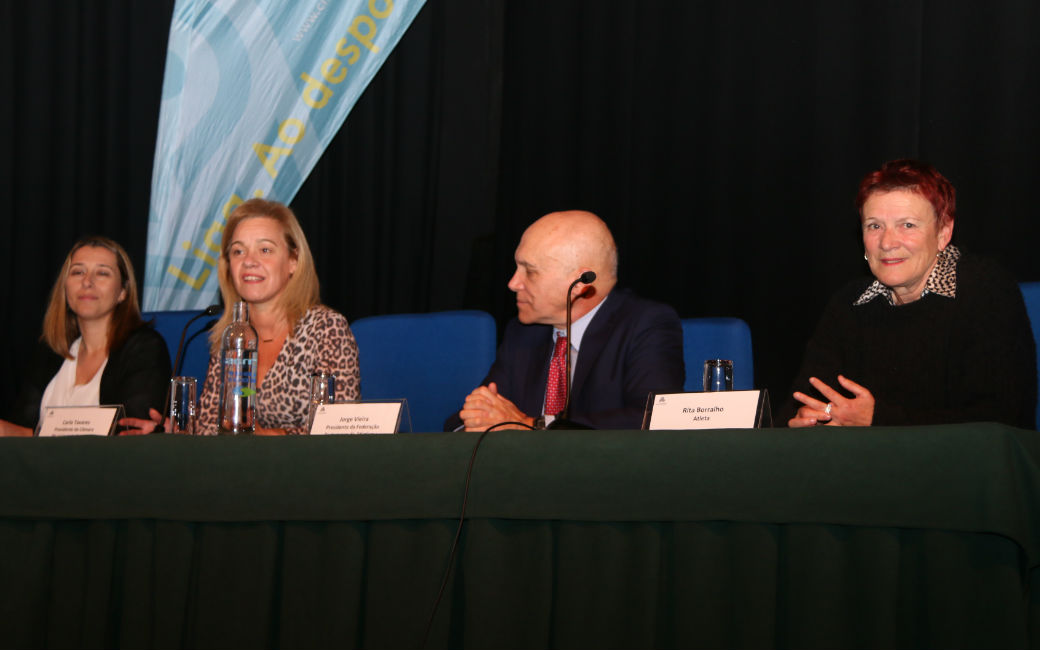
[39,337,109,423]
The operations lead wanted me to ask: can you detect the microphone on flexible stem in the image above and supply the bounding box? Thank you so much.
[172,304,222,376]
[546,271,596,430]
[161,304,222,421]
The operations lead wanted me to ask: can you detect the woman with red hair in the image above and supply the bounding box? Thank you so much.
[785,159,1036,428]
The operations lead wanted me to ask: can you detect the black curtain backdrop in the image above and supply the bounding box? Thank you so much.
[3,0,1040,419]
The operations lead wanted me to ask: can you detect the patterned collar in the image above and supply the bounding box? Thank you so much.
[854,245,961,306]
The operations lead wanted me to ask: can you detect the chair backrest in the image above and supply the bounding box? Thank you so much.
[350,310,497,432]
[1018,282,1040,429]
[142,310,216,389]
[681,317,754,391]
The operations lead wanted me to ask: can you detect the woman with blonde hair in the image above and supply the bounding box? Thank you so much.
[125,199,360,435]
[1,236,170,436]
[202,199,360,434]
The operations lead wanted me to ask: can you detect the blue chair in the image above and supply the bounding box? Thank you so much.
[142,309,217,389]
[681,318,754,391]
[351,310,497,433]
[1019,282,1040,429]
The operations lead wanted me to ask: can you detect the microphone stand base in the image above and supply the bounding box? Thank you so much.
[545,418,593,430]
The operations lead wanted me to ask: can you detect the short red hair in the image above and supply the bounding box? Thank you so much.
[856,159,956,227]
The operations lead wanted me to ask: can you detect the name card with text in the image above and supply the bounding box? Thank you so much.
[309,402,403,435]
[644,391,763,430]
[37,405,122,437]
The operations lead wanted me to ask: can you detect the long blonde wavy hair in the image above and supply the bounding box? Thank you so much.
[208,199,321,353]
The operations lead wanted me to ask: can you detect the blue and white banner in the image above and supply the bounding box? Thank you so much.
[144,0,425,310]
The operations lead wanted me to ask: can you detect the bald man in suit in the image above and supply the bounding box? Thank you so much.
[452,210,684,431]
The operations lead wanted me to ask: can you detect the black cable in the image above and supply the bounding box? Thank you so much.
[160,310,220,422]
[420,420,537,648]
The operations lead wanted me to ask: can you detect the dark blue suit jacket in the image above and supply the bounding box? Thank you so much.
[454,288,684,430]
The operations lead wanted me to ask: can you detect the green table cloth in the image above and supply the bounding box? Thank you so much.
[0,424,1037,648]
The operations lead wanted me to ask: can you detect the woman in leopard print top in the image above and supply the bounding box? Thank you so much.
[194,198,359,435]
[196,303,358,435]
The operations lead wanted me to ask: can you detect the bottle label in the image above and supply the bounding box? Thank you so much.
[220,349,258,433]
[224,356,258,396]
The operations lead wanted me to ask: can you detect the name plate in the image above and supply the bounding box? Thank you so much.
[309,402,403,435]
[644,391,763,430]
[37,405,122,437]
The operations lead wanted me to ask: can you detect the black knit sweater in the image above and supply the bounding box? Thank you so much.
[781,252,1036,428]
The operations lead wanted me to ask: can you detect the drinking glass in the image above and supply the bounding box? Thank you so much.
[307,371,336,433]
[702,359,734,392]
[169,376,198,434]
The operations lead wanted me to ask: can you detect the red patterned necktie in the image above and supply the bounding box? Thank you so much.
[544,335,568,416]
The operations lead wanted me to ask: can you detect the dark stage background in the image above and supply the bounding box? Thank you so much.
[3,0,1040,421]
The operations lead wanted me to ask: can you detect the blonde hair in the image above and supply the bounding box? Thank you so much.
[209,199,321,352]
[42,236,143,359]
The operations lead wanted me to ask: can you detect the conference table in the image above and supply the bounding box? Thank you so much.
[1,424,1038,649]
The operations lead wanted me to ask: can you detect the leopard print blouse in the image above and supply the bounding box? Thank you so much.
[854,245,961,306]
[197,304,360,435]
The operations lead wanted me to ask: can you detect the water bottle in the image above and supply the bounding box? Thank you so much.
[218,301,258,434]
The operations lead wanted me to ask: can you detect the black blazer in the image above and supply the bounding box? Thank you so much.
[448,288,685,430]
[10,325,171,430]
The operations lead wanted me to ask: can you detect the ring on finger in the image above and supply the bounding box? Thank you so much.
[824,402,834,415]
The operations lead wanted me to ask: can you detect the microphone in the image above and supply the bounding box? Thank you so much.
[172,304,222,377]
[161,304,221,424]
[547,271,596,430]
